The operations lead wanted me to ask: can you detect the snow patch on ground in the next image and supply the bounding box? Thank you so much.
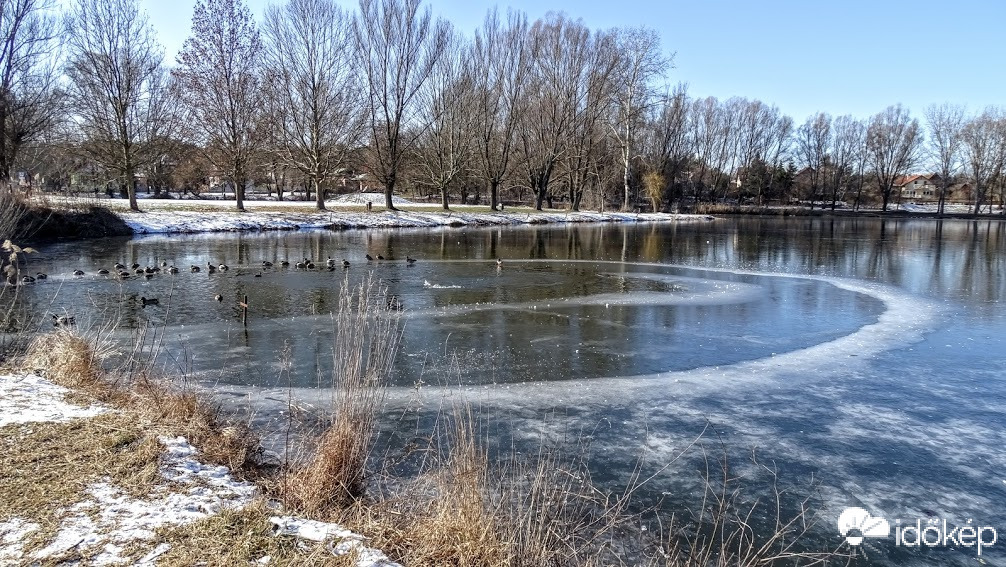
[28,436,257,564]
[0,519,40,564]
[271,517,401,567]
[0,373,107,426]
[332,192,414,206]
[0,372,397,566]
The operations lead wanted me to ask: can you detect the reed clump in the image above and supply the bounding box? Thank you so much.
[24,328,104,387]
[282,276,402,513]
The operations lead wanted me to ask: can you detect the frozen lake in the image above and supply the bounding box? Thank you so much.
[16,217,1006,565]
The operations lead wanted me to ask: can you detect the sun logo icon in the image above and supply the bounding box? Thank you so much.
[838,507,891,546]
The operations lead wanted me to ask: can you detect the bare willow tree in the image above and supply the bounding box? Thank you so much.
[472,9,529,211]
[960,107,1006,215]
[263,0,365,210]
[65,0,172,211]
[354,0,450,211]
[866,104,921,212]
[175,0,263,212]
[415,28,477,210]
[924,103,965,216]
[609,26,667,210]
[0,0,62,188]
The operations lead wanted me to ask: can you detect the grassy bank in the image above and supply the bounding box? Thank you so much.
[0,192,132,243]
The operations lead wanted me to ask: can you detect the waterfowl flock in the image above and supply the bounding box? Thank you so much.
[7,252,492,320]
[6,251,457,291]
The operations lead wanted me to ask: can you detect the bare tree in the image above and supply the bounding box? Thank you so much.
[471,9,529,211]
[866,104,921,212]
[563,27,618,211]
[924,103,966,216]
[609,26,667,210]
[644,83,691,206]
[174,0,263,211]
[689,96,735,202]
[828,115,864,210]
[734,101,780,175]
[794,113,830,208]
[761,113,793,206]
[354,0,450,211]
[413,29,477,210]
[517,13,597,211]
[263,0,364,210]
[0,0,62,188]
[65,0,172,211]
[960,107,1006,215]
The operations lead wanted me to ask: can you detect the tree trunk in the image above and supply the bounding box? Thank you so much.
[236,180,245,211]
[313,177,325,211]
[622,145,631,211]
[125,164,138,211]
[441,185,449,210]
[385,178,397,211]
[489,179,499,211]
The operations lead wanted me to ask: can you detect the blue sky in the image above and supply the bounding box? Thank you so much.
[142,0,1005,123]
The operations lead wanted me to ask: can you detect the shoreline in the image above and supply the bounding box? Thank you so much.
[118,208,716,235]
[19,192,1006,244]
[15,193,718,241]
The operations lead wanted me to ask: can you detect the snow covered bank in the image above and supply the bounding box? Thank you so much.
[0,372,399,566]
[104,193,714,235]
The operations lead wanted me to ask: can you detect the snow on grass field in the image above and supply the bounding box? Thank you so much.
[52,193,713,235]
[0,372,400,566]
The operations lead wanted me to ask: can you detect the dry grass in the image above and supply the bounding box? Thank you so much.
[329,402,635,567]
[21,327,261,475]
[282,276,402,513]
[23,328,105,386]
[649,449,851,567]
[0,412,163,557]
[153,501,356,566]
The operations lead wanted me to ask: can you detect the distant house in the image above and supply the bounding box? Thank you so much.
[894,173,941,200]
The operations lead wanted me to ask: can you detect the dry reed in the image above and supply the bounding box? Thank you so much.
[283,276,402,513]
